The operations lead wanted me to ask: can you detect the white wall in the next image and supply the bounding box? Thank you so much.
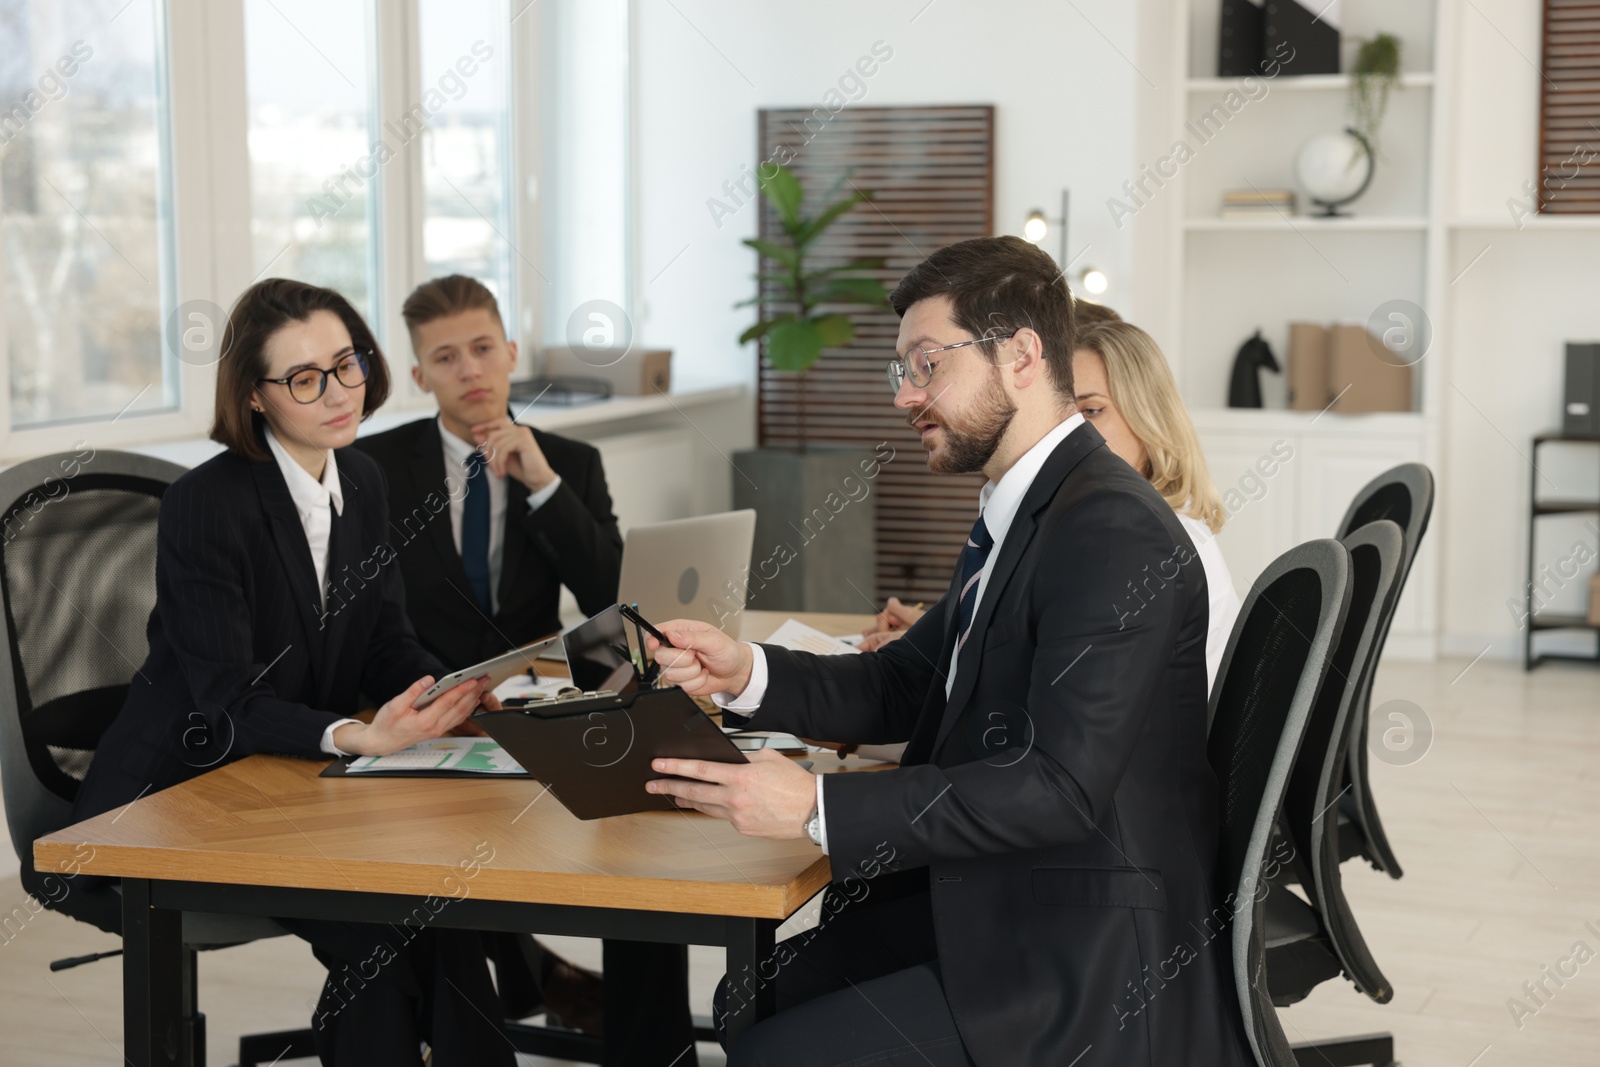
[632,0,1142,392]
[1439,0,1600,659]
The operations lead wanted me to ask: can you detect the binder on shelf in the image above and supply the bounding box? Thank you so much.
[1218,0,1265,78]
[1264,0,1341,76]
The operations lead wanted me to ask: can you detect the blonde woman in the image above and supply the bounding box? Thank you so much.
[866,319,1241,692]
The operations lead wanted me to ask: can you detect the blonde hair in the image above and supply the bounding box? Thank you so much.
[1076,322,1226,534]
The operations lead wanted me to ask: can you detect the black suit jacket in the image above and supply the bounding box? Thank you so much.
[74,443,444,823]
[742,424,1253,1067]
[353,417,622,669]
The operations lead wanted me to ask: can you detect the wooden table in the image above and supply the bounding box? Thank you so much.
[33,610,876,1066]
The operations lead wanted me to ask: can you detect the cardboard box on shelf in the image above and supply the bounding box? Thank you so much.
[541,347,672,396]
[1287,322,1329,411]
[1327,323,1413,414]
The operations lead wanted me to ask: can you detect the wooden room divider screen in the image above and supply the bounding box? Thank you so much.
[753,104,995,605]
[1538,0,1600,213]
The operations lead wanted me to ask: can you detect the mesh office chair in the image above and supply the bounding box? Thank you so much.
[1205,538,1350,1067]
[1265,522,1405,1067]
[1332,464,1434,880]
[0,451,313,1066]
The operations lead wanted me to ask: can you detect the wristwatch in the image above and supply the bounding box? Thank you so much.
[804,804,822,847]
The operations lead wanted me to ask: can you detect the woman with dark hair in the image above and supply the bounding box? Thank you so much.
[72,278,513,1067]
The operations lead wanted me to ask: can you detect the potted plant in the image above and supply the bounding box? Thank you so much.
[729,165,890,614]
[736,165,889,440]
[1350,33,1403,151]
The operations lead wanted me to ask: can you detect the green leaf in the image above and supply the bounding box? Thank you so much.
[739,314,792,345]
[758,166,804,230]
[811,277,888,305]
[766,318,825,371]
[808,258,886,278]
[798,191,869,244]
[812,314,855,347]
[742,237,799,272]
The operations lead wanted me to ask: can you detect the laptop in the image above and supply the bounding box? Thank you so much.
[617,509,757,627]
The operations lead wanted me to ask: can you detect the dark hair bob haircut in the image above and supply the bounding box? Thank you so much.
[209,278,391,461]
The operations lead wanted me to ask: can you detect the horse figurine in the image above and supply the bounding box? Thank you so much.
[1228,329,1280,408]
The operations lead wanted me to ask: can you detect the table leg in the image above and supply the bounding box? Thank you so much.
[722,917,778,1044]
[122,878,187,1067]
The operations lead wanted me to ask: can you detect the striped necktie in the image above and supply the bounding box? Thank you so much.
[955,512,994,652]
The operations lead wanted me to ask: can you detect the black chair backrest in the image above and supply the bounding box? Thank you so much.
[0,450,186,868]
[1334,463,1434,878]
[1207,538,1351,1067]
[1281,521,1403,1004]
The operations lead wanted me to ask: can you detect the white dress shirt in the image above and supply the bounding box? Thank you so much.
[717,413,1088,852]
[1176,511,1242,694]
[262,427,359,756]
[437,416,562,617]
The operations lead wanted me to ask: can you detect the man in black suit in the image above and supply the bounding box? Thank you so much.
[645,238,1255,1066]
[355,277,621,668]
[355,275,697,1067]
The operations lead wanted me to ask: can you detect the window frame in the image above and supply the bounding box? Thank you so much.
[0,0,626,462]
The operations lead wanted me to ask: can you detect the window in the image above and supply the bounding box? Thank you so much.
[419,0,515,319]
[0,0,176,428]
[244,0,376,317]
[540,0,630,348]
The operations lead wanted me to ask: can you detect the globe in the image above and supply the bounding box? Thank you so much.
[1294,131,1375,213]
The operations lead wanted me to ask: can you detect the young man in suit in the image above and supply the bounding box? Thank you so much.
[355,275,698,1066]
[643,238,1255,1066]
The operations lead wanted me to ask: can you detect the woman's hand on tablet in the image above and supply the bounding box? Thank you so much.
[332,675,485,756]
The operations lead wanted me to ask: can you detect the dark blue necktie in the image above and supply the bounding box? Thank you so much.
[461,452,492,613]
[955,512,994,653]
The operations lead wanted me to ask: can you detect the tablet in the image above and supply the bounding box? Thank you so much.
[413,635,562,709]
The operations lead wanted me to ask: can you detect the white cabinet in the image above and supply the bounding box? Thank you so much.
[1194,411,1435,657]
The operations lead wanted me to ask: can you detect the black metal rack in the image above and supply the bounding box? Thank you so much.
[1525,433,1600,669]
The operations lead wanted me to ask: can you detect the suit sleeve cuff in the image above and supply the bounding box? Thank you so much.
[711,643,767,711]
[524,474,563,512]
[320,718,362,756]
[815,775,829,854]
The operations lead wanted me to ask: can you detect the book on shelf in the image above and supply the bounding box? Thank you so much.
[1219,188,1297,218]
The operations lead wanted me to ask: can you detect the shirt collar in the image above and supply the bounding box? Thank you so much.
[976,412,1085,545]
[437,415,479,469]
[264,425,343,516]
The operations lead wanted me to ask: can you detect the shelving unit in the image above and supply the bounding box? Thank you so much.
[1142,0,1453,653]
[1184,72,1436,93]
[1524,433,1600,670]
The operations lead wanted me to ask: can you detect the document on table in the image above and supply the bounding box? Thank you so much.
[763,618,862,657]
[345,738,527,775]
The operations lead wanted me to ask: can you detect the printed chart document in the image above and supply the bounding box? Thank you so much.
[763,618,862,657]
[346,738,526,775]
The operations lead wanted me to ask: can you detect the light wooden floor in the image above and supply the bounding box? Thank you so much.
[1,655,1595,1066]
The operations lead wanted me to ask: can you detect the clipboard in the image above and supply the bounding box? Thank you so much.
[475,686,747,819]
